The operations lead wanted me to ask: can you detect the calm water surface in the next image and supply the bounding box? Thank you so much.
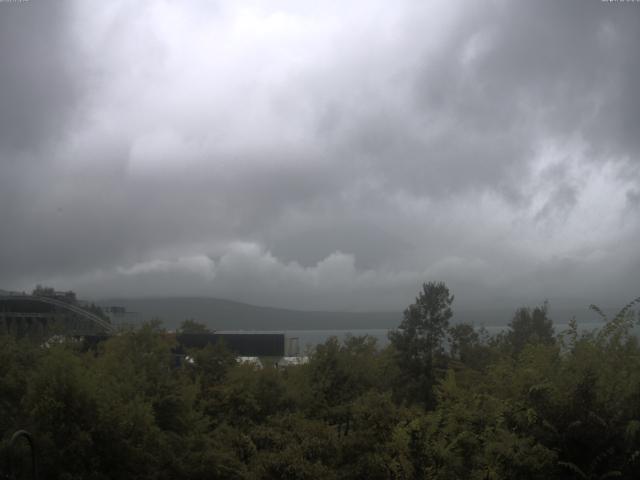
[220,322,627,352]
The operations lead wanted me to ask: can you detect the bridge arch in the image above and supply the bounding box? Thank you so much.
[0,294,115,334]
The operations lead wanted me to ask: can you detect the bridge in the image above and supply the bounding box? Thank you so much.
[0,293,115,336]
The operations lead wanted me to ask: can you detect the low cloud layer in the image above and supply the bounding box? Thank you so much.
[1,1,639,312]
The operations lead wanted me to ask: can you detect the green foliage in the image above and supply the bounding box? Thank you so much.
[192,340,237,387]
[1,294,640,479]
[505,302,555,354]
[389,281,454,407]
[178,318,211,334]
[308,335,383,409]
[447,323,494,369]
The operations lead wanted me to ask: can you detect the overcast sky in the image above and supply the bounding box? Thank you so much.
[1,0,639,312]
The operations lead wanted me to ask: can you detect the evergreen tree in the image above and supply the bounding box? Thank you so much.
[389,281,454,407]
[507,302,555,354]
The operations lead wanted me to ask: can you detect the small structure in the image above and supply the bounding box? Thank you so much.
[285,336,300,356]
[237,356,263,369]
[276,356,309,368]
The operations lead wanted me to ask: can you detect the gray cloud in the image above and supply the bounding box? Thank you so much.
[0,1,82,153]
[1,0,639,313]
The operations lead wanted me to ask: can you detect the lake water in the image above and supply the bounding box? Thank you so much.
[219,321,624,353]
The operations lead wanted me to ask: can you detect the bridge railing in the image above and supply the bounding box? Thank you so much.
[0,295,115,334]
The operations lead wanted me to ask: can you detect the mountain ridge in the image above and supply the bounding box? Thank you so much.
[94,295,608,331]
[96,296,402,330]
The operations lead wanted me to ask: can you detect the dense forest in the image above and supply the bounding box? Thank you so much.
[1,282,640,479]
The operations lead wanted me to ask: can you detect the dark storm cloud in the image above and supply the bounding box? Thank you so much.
[0,1,81,152]
[368,0,640,198]
[1,0,639,311]
[0,0,88,281]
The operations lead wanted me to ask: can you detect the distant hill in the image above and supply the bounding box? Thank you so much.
[95,296,610,331]
[96,296,402,331]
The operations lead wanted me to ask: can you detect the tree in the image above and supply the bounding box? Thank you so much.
[193,341,236,386]
[389,281,454,407]
[447,322,492,368]
[307,336,382,414]
[32,285,56,297]
[178,318,211,334]
[507,302,554,354]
